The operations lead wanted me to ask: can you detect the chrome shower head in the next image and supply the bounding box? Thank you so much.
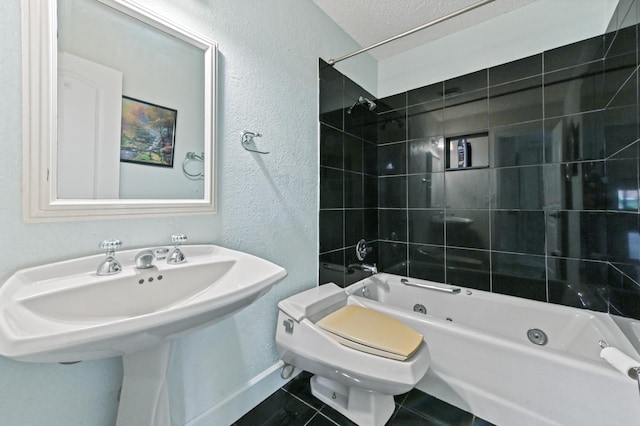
[347,96,377,114]
[363,96,377,111]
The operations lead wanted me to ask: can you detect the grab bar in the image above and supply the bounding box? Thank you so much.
[401,278,461,294]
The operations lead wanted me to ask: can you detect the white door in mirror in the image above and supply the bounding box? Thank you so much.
[57,52,122,199]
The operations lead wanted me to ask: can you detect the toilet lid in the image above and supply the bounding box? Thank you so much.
[317,305,423,361]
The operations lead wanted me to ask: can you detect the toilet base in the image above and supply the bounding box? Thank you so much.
[310,375,395,426]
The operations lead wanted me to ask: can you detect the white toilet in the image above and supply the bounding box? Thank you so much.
[275,283,430,426]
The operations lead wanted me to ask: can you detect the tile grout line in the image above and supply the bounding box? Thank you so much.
[303,411,341,426]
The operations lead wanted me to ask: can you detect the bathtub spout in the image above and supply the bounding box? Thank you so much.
[348,263,378,275]
[362,263,378,274]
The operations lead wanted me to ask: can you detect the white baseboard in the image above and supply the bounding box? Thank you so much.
[185,361,299,426]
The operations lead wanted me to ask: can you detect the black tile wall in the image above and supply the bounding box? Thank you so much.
[489,54,542,86]
[409,243,445,283]
[408,173,444,208]
[443,91,488,135]
[544,36,604,72]
[378,109,407,143]
[491,165,544,209]
[488,75,543,127]
[445,169,490,209]
[490,120,544,167]
[408,210,445,245]
[379,209,407,242]
[408,82,443,106]
[491,252,547,301]
[378,142,407,175]
[445,210,490,250]
[408,138,445,173]
[378,241,408,275]
[547,257,609,312]
[604,105,637,157]
[319,6,640,319]
[408,101,443,139]
[378,176,407,208]
[543,110,606,163]
[319,59,379,288]
[446,247,490,291]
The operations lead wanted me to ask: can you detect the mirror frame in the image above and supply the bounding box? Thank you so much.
[21,0,217,222]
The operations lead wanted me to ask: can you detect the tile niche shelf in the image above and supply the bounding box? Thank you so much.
[446,132,489,170]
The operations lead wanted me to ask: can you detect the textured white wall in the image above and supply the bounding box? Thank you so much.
[378,0,619,97]
[0,0,375,425]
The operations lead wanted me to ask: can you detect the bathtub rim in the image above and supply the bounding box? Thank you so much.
[343,272,640,362]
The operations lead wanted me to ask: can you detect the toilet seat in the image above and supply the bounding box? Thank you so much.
[317,305,423,361]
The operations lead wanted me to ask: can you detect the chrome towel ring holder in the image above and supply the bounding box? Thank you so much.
[241,130,269,154]
[182,151,204,179]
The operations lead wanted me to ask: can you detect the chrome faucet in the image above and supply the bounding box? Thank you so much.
[135,248,170,269]
[97,239,123,276]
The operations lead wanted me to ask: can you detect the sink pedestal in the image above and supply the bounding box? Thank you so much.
[116,342,173,426]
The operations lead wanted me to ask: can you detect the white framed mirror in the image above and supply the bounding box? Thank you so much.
[21,0,217,222]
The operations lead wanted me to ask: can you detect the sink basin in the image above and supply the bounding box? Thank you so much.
[20,261,236,321]
[0,244,287,363]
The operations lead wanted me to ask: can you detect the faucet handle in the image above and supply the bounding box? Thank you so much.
[168,234,187,264]
[99,239,122,256]
[355,239,372,261]
[97,239,122,276]
[171,234,187,246]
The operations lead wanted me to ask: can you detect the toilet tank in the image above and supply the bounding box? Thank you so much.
[278,283,346,323]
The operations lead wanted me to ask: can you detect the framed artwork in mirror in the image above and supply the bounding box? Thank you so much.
[120,96,177,168]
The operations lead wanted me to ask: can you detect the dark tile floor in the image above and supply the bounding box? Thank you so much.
[234,372,495,426]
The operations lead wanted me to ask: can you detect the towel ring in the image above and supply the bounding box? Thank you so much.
[182,152,204,179]
[241,131,269,154]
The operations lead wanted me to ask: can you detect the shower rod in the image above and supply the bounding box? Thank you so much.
[328,0,496,66]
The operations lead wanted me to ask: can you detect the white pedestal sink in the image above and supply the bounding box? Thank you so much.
[0,244,287,425]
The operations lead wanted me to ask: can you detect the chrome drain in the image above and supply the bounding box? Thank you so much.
[527,328,548,346]
[413,304,427,314]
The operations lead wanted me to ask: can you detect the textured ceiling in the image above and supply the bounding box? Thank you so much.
[312,0,538,60]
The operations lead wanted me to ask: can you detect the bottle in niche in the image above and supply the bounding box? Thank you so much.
[457,138,471,168]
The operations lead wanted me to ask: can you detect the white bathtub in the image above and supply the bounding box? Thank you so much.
[342,273,640,426]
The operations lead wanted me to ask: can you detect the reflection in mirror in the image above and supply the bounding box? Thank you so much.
[58,0,204,200]
[22,0,216,221]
